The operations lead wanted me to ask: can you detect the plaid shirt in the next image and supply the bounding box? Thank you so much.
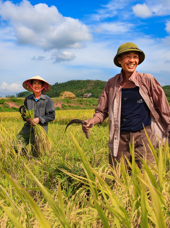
[94,70,170,157]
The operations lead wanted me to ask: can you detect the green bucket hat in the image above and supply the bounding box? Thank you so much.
[113,42,145,67]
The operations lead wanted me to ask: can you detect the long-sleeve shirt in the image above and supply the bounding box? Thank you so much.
[94,70,170,157]
[21,93,55,134]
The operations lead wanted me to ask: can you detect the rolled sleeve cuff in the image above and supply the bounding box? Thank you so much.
[93,113,104,124]
[39,116,45,124]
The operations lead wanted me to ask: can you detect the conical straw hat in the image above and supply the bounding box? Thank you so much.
[23,76,51,93]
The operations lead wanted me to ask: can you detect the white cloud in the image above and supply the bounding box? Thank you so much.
[132,0,170,18]
[96,22,133,34]
[132,3,152,18]
[0,82,22,92]
[92,0,170,21]
[51,51,76,63]
[91,0,128,21]
[32,56,45,61]
[147,0,170,16]
[132,37,170,86]
[0,26,16,41]
[0,0,170,98]
[0,0,92,50]
[165,21,170,33]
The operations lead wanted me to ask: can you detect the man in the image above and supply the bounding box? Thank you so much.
[16,75,55,156]
[83,42,170,168]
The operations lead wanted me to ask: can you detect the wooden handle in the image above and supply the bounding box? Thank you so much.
[82,121,89,139]
[85,131,90,139]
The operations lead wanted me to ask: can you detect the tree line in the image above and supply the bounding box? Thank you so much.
[16,80,170,100]
[17,80,107,98]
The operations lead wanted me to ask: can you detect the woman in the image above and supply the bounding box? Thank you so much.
[16,75,55,156]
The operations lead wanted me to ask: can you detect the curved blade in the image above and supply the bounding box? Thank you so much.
[65,119,89,139]
[65,119,85,132]
[19,105,24,114]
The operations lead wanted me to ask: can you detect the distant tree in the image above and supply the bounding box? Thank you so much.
[6,95,15,98]
[16,91,32,97]
[46,79,106,98]
[162,85,170,98]
[15,81,170,100]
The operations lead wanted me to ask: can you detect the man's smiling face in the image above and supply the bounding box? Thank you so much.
[117,51,139,75]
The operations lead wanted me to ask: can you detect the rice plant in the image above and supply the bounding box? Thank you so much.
[24,107,52,156]
[0,111,169,227]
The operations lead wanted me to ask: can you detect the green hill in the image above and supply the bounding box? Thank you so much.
[162,85,170,100]
[1,82,169,112]
[47,80,107,98]
[16,80,170,101]
[17,80,107,98]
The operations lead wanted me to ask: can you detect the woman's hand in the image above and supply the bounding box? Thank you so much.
[26,117,39,126]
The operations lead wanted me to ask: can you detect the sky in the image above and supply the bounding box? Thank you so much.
[0,0,170,97]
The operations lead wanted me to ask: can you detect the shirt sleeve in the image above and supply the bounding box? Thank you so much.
[94,82,109,123]
[151,77,170,139]
[21,98,27,121]
[38,97,55,124]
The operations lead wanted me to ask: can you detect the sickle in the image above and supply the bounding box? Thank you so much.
[19,105,24,114]
[65,119,89,139]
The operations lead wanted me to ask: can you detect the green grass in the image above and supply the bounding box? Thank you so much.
[0,98,99,112]
[9,98,23,104]
[0,98,5,104]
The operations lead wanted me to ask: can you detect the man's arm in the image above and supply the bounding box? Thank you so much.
[82,81,110,133]
[151,77,170,140]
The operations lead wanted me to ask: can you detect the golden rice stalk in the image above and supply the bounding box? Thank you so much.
[24,107,52,156]
[24,108,34,120]
[33,124,52,156]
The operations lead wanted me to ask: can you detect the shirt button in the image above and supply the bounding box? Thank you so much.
[123,119,126,121]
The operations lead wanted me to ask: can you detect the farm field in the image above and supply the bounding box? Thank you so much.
[0,110,170,227]
[1,96,169,113]
[0,98,99,112]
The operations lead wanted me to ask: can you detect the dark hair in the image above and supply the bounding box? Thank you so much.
[30,80,44,86]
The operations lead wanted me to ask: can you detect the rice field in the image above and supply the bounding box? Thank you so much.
[0,110,170,227]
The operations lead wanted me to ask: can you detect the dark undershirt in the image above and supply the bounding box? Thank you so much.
[121,87,151,132]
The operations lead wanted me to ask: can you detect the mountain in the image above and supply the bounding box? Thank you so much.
[16,80,170,100]
[17,80,107,98]
[162,85,170,99]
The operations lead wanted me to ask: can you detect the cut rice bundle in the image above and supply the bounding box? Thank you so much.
[24,107,52,156]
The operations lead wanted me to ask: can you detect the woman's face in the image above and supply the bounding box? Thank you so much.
[32,80,43,92]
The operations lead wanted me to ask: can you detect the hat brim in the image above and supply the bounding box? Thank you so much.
[113,49,145,67]
[22,76,51,93]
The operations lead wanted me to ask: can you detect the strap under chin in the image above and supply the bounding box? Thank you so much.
[26,81,48,92]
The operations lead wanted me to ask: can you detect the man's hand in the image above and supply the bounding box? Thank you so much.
[82,116,100,134]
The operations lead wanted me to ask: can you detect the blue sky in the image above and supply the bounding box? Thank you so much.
[0,0,170,97]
